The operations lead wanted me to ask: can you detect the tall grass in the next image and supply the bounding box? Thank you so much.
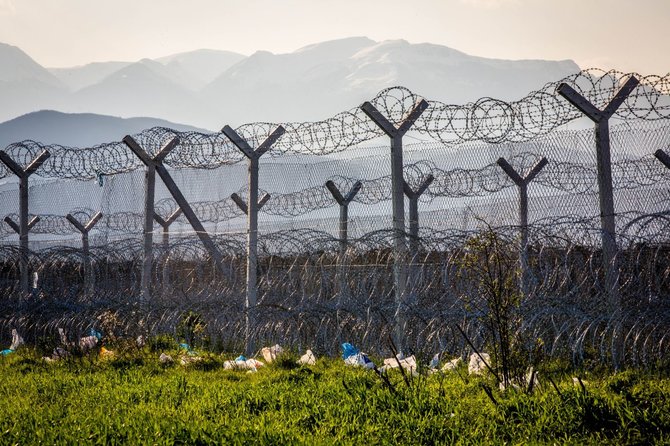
[0,350,667,445]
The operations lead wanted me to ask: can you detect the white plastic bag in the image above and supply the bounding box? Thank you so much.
[261,344,283,363]
[78,335,98,351]
[344,352,375,369]
[441,357,462,372]
[381,355,417,375]
[468,353,490,375]
[9,329,24,351]
[223,355,264,372]
[429,353,440,370]
[58,328,69,346]
[297,349,316,366]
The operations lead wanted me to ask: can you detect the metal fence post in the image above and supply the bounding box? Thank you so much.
[123,136,227,299]
[403,174,434,306]
[66,211,103,291]
[154,207,182,251]
[0,150,50,293]
[403,175,434,255]
[558,76,639,312]
[222,125,285,356]
[653,149,670,170]
[361,98,428,354]
[325,179,362,311]
[325,180,362,256]
[153,207,181,291]
[496,157,547,297]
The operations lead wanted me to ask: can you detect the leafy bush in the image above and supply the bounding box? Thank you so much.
[455,226,529,387]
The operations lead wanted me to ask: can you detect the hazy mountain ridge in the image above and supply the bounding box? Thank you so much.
[0,42,70,125]
[0,110,209,148]
[0,37,581,132]
[49,61,132,91]
[0,43,64,87]
[155,49,246,89]
[49,49,247,93]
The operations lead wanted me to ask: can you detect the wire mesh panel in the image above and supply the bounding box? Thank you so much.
[0,69,669,365]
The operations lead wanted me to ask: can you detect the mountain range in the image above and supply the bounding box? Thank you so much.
[0,111,208,148]
[0,37,580,140]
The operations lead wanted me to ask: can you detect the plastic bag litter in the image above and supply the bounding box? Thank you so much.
[297,350,316,366]
[9,329,24,351]
[261,344,283,363]
[381,355,417,375]
[43,347,71,362]
[58,327,101,352]
[572,376,589,386]
[159,353,174,364]
[1,329,24,355]
[99,347,116,360]
[178,343,199,356]
[526,367,539,388]
[58,328,69,346]
[223,355,264,372]
[53,347,70,359]
[441,357,462,372]
[179,355,202,366]
[79,335,99,351]
[341,343,375,369]
[177,344,202,365]
[468,353,491,375]
[429,353,440,370]
[344,353,375,369]
[341,343,359,360]
[498,369,540,392]
[382,352,404,367]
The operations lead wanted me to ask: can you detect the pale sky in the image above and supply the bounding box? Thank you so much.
[0,0,668,74]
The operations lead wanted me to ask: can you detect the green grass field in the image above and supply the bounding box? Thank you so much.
[0,348,668,445]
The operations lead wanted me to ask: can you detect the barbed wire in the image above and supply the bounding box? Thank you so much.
[3,146,669,240]
[0,68,669,367]
[0,218,668,364]
[1,69,669,181]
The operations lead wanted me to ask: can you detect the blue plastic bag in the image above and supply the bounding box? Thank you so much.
[341,343,359,360]
[178,343,200,356]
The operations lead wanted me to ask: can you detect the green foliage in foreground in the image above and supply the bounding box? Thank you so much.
[0,351,668,445]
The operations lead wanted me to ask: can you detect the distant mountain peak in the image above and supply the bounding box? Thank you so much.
[295,36,375,53]
[155,48,246,64]
[249,50,275,58]
[0,42,64,87]
[0,37,581,129]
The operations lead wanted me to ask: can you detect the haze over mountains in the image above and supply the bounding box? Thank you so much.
[0,111,208,149]
[0,36,580,144]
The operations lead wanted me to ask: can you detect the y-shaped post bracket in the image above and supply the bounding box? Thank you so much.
[558,76,638,310]
[361,98,428,354]
[0,149,50,292]
[222,125,285,356]
[496,157,548,297]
